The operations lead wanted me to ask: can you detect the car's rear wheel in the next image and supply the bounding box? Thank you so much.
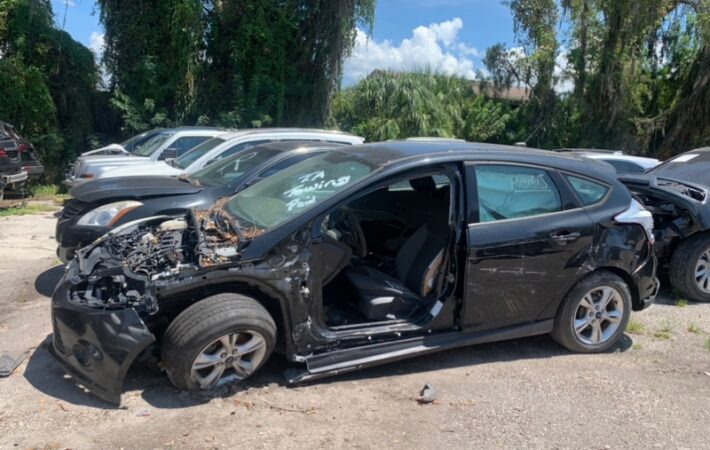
[670,233,710,302]
[551,271,631,353]
[161,293,276,391]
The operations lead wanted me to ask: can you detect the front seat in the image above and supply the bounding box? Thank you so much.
[345,218,449,321]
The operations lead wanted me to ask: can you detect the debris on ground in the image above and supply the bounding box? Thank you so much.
[417,383,438,404]
[0,351,29,377]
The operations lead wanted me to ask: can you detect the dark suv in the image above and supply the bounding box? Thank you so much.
[49,141,658,404]
[620,147,710,302]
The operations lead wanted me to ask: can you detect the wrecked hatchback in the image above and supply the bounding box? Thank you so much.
[50,141,658,404]
[620,147,710,302]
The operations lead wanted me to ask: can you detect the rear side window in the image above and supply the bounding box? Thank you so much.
[566,175,609,206]
[475,165,562,223]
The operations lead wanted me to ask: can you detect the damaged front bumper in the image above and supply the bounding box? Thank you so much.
[49,265,156,405]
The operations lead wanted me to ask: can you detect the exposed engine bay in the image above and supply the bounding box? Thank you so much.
[68,203,265,313]
[629,187,700,263]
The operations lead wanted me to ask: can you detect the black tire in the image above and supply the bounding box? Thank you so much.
[669,232,710,303]
[551,271,632,353]
[161,293,277,391]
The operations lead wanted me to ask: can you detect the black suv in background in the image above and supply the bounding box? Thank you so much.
[0,122,44,180]
[620,147,710,302]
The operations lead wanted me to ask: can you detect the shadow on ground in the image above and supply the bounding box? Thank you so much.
[34,265,64,298]
[24,331,633,410]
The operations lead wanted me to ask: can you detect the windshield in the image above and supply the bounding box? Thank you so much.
[225,152,374,230]
[133,132,174,157]
[648,151,710,186]
[190,147,281,187]
[175,138,226,169]
[120,131,157,153]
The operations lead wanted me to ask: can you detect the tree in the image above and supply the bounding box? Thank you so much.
[332,71,511,143]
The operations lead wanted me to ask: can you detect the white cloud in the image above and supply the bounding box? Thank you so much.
[89,31,105,57]
[554,47,574,93]
[343,17,480,84]
[54,0,77,7]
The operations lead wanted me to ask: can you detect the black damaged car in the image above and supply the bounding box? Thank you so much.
[49,141,659,404]
[620,147,710,302]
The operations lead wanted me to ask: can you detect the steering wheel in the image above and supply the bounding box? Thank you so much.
[334,207,367,258]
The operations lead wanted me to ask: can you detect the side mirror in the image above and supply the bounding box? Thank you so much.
[159,148,178,160]
[164,157,178,167]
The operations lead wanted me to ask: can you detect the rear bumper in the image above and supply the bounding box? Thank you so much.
[49,272,155,405]
[1,170,28,185]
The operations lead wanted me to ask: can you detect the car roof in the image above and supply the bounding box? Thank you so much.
[329,141,616,178]
[217,128,362,141]
[245,140,348,153]
[583,153,659,165]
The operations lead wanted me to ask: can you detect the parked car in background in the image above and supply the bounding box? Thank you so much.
[65,127,226,187]
[0,121,44,197]
[80,128,164,157]
[89,128,365,180]
[0,159,27,200]
[49,141,657,404]
[557,149,659,174]
[55,141,348,262]
[620,147,710,302]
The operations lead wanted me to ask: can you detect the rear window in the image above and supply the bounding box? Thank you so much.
[566,175,609,206]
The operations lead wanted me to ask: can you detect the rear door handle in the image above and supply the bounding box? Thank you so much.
[550,231,581,244]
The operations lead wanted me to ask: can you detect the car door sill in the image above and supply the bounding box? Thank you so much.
[284,319,554,384]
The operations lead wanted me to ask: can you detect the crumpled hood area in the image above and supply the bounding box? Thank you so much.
[70,204,265,312]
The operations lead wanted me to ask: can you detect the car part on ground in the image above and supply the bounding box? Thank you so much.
[55,141,348,262]
[49,141,658,404]
[620,147,710,302]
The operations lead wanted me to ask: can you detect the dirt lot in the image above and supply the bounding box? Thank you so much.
[0,209,709,449]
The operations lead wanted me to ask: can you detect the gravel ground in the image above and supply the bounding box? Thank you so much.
[0,210,709,449]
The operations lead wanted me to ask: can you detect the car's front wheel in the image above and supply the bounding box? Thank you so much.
[670,233,710,302]
[551,271,631,353]
[161,293,276,391]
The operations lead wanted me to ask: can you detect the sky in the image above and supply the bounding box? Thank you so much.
[51,0,517,85]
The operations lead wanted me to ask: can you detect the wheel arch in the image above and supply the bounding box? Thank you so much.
[156,279,292,353]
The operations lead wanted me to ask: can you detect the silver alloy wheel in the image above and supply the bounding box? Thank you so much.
[694,249,710,294]
[190,331,267,389]
[573,286,625,346]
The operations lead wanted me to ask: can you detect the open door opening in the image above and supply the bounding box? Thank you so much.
[318,172,454,327]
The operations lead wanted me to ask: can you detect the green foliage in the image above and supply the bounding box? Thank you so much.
[0,0,103,181]
[332,71,512,142]
[99,0,376,129]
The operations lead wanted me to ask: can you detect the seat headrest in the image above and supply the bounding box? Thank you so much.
[409,176,437,195]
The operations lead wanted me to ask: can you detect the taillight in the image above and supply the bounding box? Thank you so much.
[615,199,655,244]
[18,143,27,152]
[0,149,6,158]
